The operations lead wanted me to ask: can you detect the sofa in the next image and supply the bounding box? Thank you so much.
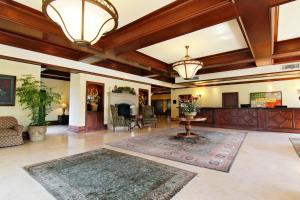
[0,116,24,147]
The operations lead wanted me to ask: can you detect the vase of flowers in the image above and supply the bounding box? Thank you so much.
[181,97,200,119]
[87,88,101,112]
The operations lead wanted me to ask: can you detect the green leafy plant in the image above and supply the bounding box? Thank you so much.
[16,75,61,126]
[181,101,199,113]
[112,85,136,95]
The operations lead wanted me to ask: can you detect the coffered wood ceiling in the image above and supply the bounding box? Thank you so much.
[138,20,247,64]
[0,0,299,84]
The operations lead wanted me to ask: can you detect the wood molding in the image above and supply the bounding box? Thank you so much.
[94,59,151,76]
[68,126,86,133]
[268,0,295,7]
[0,1,168,73]
[0,0,62,36]
[192,76,300,87]
[274,6,280,43]
[198,48,254,68]
[120,51,169,73]
[235,0,273,66]
[197,62,256,74]
[97,0,238,54]
[274,37,300,59]
[0,29,86,60]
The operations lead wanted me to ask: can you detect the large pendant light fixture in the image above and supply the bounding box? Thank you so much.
[42,0,118,46]
[173,46,203,80]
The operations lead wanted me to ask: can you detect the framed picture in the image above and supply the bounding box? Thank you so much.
[0,74,16,106]
[250,91,282,108]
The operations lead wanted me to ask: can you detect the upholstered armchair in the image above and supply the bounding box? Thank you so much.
[141,105,157,127]
[110,105,131,131]
[0,116,24,148]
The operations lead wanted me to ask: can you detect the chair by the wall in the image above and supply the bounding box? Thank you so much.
[0,116,24,148]
[141,105,158,127]
[110,105,131,132]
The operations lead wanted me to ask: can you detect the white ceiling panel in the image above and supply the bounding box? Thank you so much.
[278,0,300,41]
[138,20,248,64]
[13,0,175,28]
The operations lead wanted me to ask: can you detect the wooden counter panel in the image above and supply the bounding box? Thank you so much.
[190,108,300,133]
[264,110,293,130]
[214,109,258,128]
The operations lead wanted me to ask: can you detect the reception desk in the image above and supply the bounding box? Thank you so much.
[191,107,300,133]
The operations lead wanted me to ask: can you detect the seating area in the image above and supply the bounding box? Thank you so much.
[0,117,23,148]
[1,1,300,200]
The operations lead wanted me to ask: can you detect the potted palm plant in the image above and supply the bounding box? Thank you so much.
[16,75,61,142]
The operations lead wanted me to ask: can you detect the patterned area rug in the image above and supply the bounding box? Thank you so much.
[108,128,247,172]
[24,149,196,200]
[290,138,300,157]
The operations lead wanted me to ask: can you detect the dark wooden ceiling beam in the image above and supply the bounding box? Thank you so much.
[0,29,85,60]
[273,37,300,64]
[199,48,254,68]
[0,0,169,73]
[268,0,295,7]
[94,59,153,77]
[273,37,300,58]
[197,62,256,74]
[235,0,273,66]
[0,0,62,36]
[120,51,170,74]
[97,0,238,55]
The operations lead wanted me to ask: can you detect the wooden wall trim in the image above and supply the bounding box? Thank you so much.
[191,76,300,87]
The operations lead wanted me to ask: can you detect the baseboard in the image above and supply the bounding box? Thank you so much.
[68,125,108,133]
[47,120,59,125]
[68,126,86,133]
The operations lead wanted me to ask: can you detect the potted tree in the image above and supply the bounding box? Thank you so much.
[16,75,61,142]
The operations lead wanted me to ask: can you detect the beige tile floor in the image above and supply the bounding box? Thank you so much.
[1,117,300,200]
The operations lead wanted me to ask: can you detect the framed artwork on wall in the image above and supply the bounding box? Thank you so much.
[0,74,16,106]
[250,91,282,108]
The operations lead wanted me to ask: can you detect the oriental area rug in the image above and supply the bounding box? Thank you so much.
[108,128,247,172]
[290,138,300,157]
[24,149,195,200]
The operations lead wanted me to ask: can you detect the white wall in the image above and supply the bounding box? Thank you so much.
[171,79,300,118]
[69,73,151,127]
[0,59,41,126]
[41,78,70,121]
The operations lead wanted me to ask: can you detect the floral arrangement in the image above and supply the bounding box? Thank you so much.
[112,85,136,95]
[180,96,200,113]
[87,88,101,105]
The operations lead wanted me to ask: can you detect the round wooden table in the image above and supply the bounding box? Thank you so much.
[177,117,207,140]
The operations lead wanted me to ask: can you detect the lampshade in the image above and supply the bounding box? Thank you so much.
[61,102,68,108]
[173,46,203,80]
[42,0,118,46]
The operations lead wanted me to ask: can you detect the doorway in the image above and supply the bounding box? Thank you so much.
[222,92,239,108]
[85,82,105,132]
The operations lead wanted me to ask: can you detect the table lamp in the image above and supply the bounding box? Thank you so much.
[61,103,68,116]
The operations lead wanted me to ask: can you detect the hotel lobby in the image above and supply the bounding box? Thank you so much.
[0,0,300,200]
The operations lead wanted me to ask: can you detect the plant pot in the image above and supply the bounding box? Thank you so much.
[28,126,47,142]
[184,112,197,119]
